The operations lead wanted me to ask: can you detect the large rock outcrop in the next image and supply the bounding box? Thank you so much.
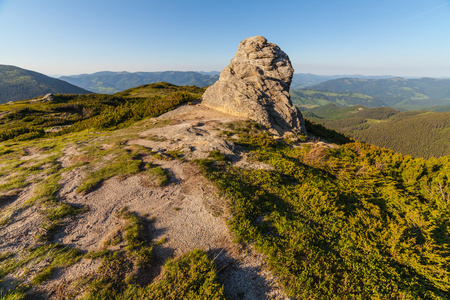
[202,35,306,136]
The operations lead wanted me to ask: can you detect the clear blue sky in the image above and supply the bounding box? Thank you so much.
[1,0,450,77]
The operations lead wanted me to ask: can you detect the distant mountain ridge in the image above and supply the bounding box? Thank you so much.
[309,77,450,110]
[56,70,450,112]
[59,72,398,95]
[3,65,449,112]
[60,71,220,94]
[0,65,91,103]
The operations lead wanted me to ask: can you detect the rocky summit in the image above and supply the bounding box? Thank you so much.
[202,35,306,136]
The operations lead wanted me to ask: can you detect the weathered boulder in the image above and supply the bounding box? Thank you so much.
[31,93,54,102]
[202,35,306,136]
[41,93,54,102]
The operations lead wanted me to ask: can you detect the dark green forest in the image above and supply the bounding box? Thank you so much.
[290,89,386,109]
[290,74,393,90]
[0,65,91,103]
[309,77,450,110]
[307,104,450,158]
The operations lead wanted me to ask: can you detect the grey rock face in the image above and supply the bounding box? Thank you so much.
[41,93,54,102]
[29,93,54,103]
[202,35,306,136]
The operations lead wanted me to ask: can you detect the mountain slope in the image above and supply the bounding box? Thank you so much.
[290,73,393,89]
[0,84,449,299]
[310,77,450,109]
[308,104,450,158]
[0,65,91,103]
[290,89,386,109]
[308,103,399,119]
[60,71,219,94]
[0,82,205,142]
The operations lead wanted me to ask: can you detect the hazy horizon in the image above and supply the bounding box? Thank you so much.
[50,70,446,80]
[1,0,450,78]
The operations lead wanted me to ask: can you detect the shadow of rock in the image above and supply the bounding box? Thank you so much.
[0,190,21,209]
[209,248,279,300]
[138,244,175,286]
[140,222,175,285]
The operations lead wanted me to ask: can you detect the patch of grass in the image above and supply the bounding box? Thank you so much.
[0,175,28,192]
[116,207,153,265]
[103,230,123,248]
[85,249,111,260]
[140,166,170,187]
[0,253,14,262]
[128,144,155,156]
[0,217,10,226]
[77,159,141,194]
[35,220,61,242]
[19,172,86,241]
[115,82,205,98]
[31,245,83,285]
[43,203,87,221]
[28,173,83,222]
[144,249,226,299]
[0,244,82,285]
[81,207,224,300]
[82,248,225,300]
[0,86,201,143]
[82,251,134,299]
[82,207,154,298]
[0,290,26,300]
[0,161,24,177]
[27,173,61,206]
[154,237,167,246]
[151,152,172,161]
[166,149,186,161]
[208,150,229,161]
[221,130,232,137]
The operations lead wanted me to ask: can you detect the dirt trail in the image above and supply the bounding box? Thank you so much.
[0,103,289,299]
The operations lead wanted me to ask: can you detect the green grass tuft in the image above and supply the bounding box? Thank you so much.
[144,249,226,299]
[77,159,141,194]
[140,166,170,187]
[208,150,229,161]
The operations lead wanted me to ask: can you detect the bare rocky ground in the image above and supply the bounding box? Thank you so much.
[0,102,290,299]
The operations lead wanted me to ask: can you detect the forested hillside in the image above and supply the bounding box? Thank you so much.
[310,77,450,110]
[0,65,91,103]
[307,104,450,158]
[60,71,219,94]
[290,74,392,89]
[290,89,386,109]
[308,104,399,120]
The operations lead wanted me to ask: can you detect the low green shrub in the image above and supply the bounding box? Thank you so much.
[198,124,450,299]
